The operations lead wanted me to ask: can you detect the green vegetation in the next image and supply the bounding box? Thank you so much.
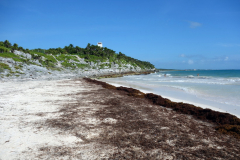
[29,51,57,63]
[0,62,11,70]
[0,63,12,74]
[56,54,79,62]
[14,65,22,70]
[0,52,23,62]
[0,52,36,66]
[0,62,25,76]
[0,40,155,70]
[37,43,154,69]
[0,46,9,53]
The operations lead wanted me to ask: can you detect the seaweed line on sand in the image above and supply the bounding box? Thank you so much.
[84,78,240,139]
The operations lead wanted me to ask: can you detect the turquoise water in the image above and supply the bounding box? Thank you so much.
[157,70,240,106]
[101,70,240,117]
[166,70,240,78]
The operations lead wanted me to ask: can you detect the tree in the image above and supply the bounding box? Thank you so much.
[56,47,63,54]
[18,46,24,51]
[12,43,18,50]
[86,43,91,50]
[75,46,81,52]
[0,41,4,47]
[3,40,12,48]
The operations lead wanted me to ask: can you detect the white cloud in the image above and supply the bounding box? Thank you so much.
[187,21,202,28]
[180,54,185,57]
[213,56,230,62]
[188,60,194,64]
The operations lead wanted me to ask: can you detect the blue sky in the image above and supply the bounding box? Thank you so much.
[1,0,240,69]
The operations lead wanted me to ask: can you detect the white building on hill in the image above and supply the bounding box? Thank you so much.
[97,42,102,48]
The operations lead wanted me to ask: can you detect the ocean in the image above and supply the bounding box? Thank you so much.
[101,70,240,118]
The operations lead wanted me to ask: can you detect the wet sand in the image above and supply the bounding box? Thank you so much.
[0,78,240,159]
[100,78,240,118]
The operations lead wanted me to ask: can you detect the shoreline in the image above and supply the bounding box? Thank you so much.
[1,78,240,159]
[86,78,240,139]
[104,81,227,112]
[99,77,240,118]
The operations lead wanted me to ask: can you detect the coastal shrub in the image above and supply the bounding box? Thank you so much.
[12,43,19,50]
[0,52,23,62]
[56,54,90,69]
[29,51,57,63]
[3,40,155,70]
[61,62,75,68]
[77,53,85,59]
[6,73,11,77]
[31,48,46,54]
[0,63,11,70]
[55,54,79,62]
[85,54,102,63]
[32,43,155,69]
[0,46,9,53]
[3,40,12,48]
[43,60,56,69]
[76,63,90,69]
[0,52,35,64]
[99,64,107,69]
[14,65,22,70]
[30,53,42,60]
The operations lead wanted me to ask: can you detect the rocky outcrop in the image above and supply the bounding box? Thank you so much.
[0,50,155,81]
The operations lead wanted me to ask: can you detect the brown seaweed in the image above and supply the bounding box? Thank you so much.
[84,78,240,139]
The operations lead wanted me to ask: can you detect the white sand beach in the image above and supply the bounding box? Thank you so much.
[1,78,240,159]
[0,79,106,159]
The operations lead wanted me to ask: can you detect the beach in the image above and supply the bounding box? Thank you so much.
[1,78,240,159]
[100,70,240,118]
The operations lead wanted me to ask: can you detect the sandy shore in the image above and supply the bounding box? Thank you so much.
[105,82,226,112]
[100,78,240,118]
[1,78,240,159]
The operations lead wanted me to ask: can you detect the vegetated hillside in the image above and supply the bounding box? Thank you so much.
[0,40,155,79]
